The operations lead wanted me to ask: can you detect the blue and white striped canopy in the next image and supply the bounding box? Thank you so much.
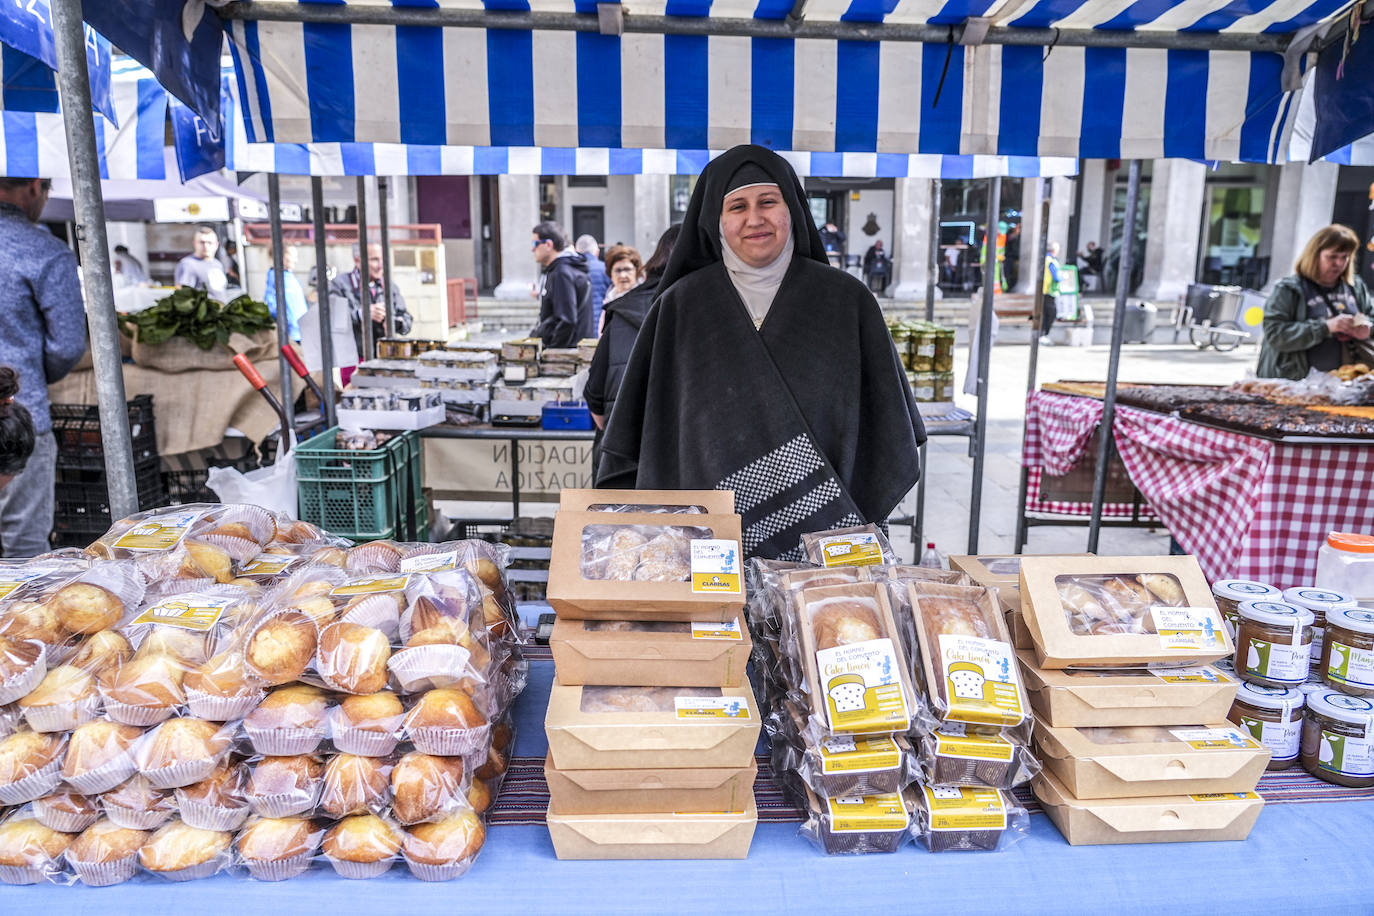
[0,2,115,121]
[221,0,1357,161]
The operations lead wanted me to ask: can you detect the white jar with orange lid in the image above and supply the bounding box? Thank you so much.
[1315,532,1374,602]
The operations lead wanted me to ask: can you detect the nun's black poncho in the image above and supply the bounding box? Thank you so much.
[596,145,925,560]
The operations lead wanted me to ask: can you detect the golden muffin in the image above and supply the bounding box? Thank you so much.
[67,819,148,868]
[245,685,329,730]
[237,816,319,879]
[467,778,492,815]
[137,819,232,875]
[322,813,400,865]
[0,600,62,644]
[98,654,186,716]
[287,595,337,627]
[67,630,133,674]
[406,688,487,730]
[320,754,390,819]
[0,817,73,869]
[390,752,464,825]
[33,789,100,833]
[403,810,485,866]
[247,755,322,807]
[101,775,176,830]
[17,664,98,731]
[137,718,228,786]
[179,540,233,583]
[48,583,124,635]
[339,691,403,727]
[244,611,317,685]
[0,729,64,786]
[176,763,248,815]
[0,636,42,683]
[475,744,508,780]
[317,622,391,695]
[135,626,209,665]
[184,651,256,699]
[61,720,142,791]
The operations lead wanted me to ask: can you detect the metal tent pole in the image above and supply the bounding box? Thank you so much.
[1014,190,1053,553]
[967,175,1000,555]
[51,0,138,519]
[1087,159,1142,553]
[378,176,395,338]
[311,177,336,428]
[356,177,373,361]
[267,175,296,438]
[925,178,941,322]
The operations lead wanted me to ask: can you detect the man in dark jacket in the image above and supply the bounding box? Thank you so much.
[328,242,413,364]
[532,221,592,348]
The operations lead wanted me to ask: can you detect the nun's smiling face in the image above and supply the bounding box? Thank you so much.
[721,184,790,268]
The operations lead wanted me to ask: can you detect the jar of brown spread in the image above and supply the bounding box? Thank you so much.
[1211,580,1280,640]
[1318,607,1374,698]
[1228,682,1304,770]
[1235,601,1314,687]
[1301,690,1374,787]
[1283,587,1357,664]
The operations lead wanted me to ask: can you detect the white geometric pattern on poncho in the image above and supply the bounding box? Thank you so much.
[742,478,863,556]
[718,435,825,514]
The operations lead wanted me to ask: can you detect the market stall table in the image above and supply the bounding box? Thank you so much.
[1023,389,1374,588]
[419,424,596,517]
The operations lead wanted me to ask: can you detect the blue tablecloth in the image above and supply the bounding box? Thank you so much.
[6,657,1373,914]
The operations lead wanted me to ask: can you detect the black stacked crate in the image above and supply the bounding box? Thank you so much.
[51,395,166,546]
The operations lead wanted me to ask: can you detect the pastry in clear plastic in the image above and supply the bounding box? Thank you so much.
[0,810,74,885]
[1055,573,1187,636]
[137,818,232,881]
[66,819,149,886]
[910,785,1028,852]
[799,524,897,569]
[401,810,486,882]
[236,816,323,882]
[577,525,710,582]
[322,813,401,879]
[391,751,466,825]
[918,724,1041,789]
[797,783,911,855]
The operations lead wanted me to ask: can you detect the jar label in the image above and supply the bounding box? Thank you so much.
[1310,626,1325,663]
[1243,638,1310,684]
[1326,641,1374,690]
[1315,729,1374,777]
[1237,714,1301,761]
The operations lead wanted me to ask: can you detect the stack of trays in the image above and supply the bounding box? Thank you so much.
[543,490,758,860]
[1011,556,1267,845]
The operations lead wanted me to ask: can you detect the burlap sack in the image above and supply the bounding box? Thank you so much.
[131,328,276,373]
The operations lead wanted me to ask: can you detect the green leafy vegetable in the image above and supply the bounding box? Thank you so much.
[119,287,276,351]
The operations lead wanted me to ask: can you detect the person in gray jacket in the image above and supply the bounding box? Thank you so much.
[0,177,86,556]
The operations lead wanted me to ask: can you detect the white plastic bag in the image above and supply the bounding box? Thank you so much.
[207,436,298,518]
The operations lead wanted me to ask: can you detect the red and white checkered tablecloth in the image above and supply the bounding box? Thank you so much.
[1024,390,1374,587]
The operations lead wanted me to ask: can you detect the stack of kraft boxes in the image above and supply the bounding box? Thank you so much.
[543,489,761,859]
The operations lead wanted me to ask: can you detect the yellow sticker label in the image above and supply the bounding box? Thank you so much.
[1190,791,1262,802]
[818,736,902,774]
[1150,606,1228,652]
[673,696,750,719]
[399,551,460,573]
[331,574,411,596]
[1151,665,1226,684]
[938,634,1025,728]
[689,540,742,594]
[1168,727,1263,751]
[825,794,909,832]
[817,637,911,735]
[0,570,48,600]
[923,786,1008,831]
[111,511,204,552]
[933,727,1015,762]
[819,534,884,568]
[690,619,744,641]
[240,555,299,577]
[131,593,235,631]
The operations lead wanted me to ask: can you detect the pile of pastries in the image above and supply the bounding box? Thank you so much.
[0,504,525,885]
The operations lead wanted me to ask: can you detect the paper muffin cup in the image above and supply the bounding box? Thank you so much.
[403,855,475,882]
[23,693,100,733]
[210,504,278,546]
[405,723,490,757]
[0,756,63,805]
[388,645,471,693]
[196,534,263,565]
[248,783,322,819]
[33,798,100,833]
[324,855,394,879]
[147,856,226,882]
[185,687,264,722]
[243,852,313,882]
[175,794,251,832]
[242,724,325,757]
[99,696,179,728]
[102,802,173,831]
[144,577,218,601]
[0,703,21,738]
[345,543,403,574]
[0,863,48,885]
[67,852,140,887]
[331,723,400,758]
[0,641,47,705]
[340,595,402,638]
[140,757,217,790]
[63,750,138,795]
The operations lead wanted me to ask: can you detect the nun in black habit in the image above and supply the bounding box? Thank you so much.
[597,144,925,560]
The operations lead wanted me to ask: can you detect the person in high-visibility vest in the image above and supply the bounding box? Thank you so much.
[978,222,1008,294]
[1041,242,1062,346]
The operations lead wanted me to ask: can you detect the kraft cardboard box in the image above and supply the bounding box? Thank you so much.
[558,488,736,515]
[1033,721,1270,799]
[544,753,757,815]
[547,800,758,860]
[549,616,752,687]
[1017,650,1238,727]
[544,680,761,771]
[547,510,745,621]
[949,553,1094,588]
[1034,770,1264,845]
[1019,556,1233,668]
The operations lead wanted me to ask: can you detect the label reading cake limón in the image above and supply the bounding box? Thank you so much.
[936,634,1024,727]
[816,638,911,734]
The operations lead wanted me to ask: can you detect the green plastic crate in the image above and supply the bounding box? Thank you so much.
[296,427,427,541]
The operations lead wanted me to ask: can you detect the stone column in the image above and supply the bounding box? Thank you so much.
[1264,161,1340,291]
[1136,159,1207,304]
[1011,178,1044,294]
[1074,160,1111,256]
[891,176,937,302]
[1046,175,1073,259]
[632,174,671,262]
[493,174,541,300]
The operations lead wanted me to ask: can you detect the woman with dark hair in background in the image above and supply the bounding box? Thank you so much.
[0,368,36,492]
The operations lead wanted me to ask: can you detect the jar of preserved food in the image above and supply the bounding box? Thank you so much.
[1315,532,1374,600]
[911,372,936,403]
[1235,600,1314,687]
[890,325,913,370]
[934,371,954,403]
[1319,606,1374,697]
[911,329,936,372]
[1228,682,1304,770]
[1211,580,1281,640]
[1301,690,1374,787]
[1283,586,1357,664]
[934,329,955,372]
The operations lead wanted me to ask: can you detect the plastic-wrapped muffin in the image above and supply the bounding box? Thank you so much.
[466,778,492,815]
[322,813,401,878]
[98,654,187,726]
[177,540,234,584]
[236,816,321,881]
[61,720,142,794]
[474,743,508,781]
[0,728,65,804]
[17,665,99,732]
[66,630,133,676]
[391,751,465,825]
[101,775,176,830]
[246,755,324,818]
[0,637,45,705]
[47,582,125,635]
[287,594,338,628]
[331,691,403,756]
[138,818,232,881]
[65,819,149,886]
[320,753,391,818]
[345,541,404,574]
[403,687,489,756]
[340,593,403,638]
[243,685,329,755]
[135,717,231,788]
[184,651,264,721]
[317,622,392,695]
[0,814,74,885]
[175,763,250,831]
[244,610,318,686]
[32,789,100,833]
[402,810,486,881]
[0,599,63,644]
[134,625,211,666]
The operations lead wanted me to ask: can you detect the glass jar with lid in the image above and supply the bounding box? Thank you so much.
[1234,600,1315,687]
[1228,682,1305,770]
[1315,532,1374,600]
[1211,580,1281,640]
[1283,586,1358,664]
[1301,690,1374,787]
[1319,606,1374,697]
[910,328,936,372]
